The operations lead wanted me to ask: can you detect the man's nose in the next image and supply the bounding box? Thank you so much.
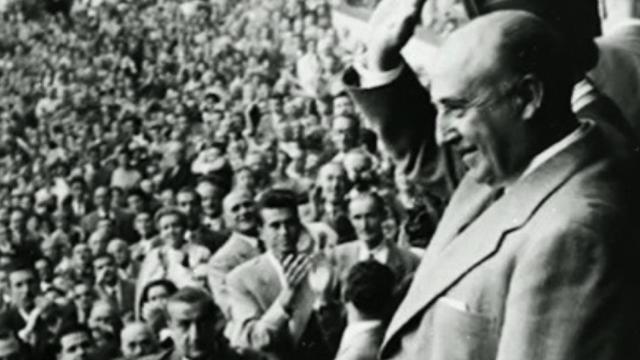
[188,323,199,341]
[436,116,461,147]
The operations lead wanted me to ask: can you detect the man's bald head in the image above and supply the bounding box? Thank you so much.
[432,11,573,119]
[223,190,258,233]
[120,322,157,359]
[430,11,577,187]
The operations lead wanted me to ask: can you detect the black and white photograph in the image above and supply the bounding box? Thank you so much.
[1,0,639,359]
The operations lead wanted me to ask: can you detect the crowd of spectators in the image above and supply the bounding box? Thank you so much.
[0,0,437,359]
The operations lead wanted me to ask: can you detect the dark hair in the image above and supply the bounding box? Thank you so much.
[343,260,395,318]
[140,279,178,304]
[153,206,187,228]
[348,192,386,216]
[166,286,219,320]
[55,324,92,354]
[256,189,300,216]
[92,252,115,265]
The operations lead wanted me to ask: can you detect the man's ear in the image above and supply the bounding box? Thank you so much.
[516,74,544,121]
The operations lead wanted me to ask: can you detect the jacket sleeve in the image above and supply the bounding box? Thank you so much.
[226,272,290,351]
[496,213,640,360]
[344,61,464,210]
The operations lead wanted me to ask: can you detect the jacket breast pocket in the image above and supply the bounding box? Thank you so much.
[430,298,499,360]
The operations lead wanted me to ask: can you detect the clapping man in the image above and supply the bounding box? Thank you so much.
[227,189,339,360]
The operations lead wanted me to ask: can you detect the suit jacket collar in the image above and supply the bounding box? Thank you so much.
[383,121,605,351]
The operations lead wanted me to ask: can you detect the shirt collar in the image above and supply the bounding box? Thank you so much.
[358,239,390,263]
[341,319,383,345]
[502,124,586,192]
[521,124,586,180]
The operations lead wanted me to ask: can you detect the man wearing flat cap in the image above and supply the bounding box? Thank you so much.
[343,1,640,359]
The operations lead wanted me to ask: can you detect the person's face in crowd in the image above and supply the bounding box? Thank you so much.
[9,269,38,311]
[197,183,223,218]
[58,331,94,360]
[332,116,359,152]
[126,194,145,214]
[159,189,176,208]
[73,283,94,312]
[89,301,119,336]
[177,191,200,220]
[35,259,53,283]
[107,240,130,268]
[268,98,284,115]
[120,324,157,359]
[54,212,71,231]
[344,153,373,185]
[245,153,267,178]
[158,214,185,248]
[234,168,256,192]
[223,192,257,234]
[349,196,385,248]
[117,152,130,168]
[260,207,301,262]
[134,213,153,238]
[167,300,217,359]
[111,188,125,209]
[93,187,110,210]
[319,164,347,203]
[8,210,26,235]
[19,195,33,213]
[146,284,171,307]
[73,244,92,268]
[430,26,531,186]
[41,239,64,264]
[93,256,117,286]
[0,224,10,245]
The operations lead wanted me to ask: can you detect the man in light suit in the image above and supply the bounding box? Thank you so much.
[226,189,339,360]
[207,191,263,316]
[347,7,640,360]
[335,261,394,360]
[331,193,419,292]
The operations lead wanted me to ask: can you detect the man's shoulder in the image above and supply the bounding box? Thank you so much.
[334,240,360,257]
[227,254,268,283]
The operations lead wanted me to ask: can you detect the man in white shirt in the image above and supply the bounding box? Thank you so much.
[226,189,339,360]
[331,193,419,289]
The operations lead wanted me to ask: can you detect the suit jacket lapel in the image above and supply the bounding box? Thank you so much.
[254,255,283,310]
[384,122,603,348]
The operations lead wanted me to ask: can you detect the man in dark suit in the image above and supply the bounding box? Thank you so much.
[157,141,194,193]
[176,188,227,255]
[93,253,136,317]
[347,5,640,360]
[226,189,340,360]
[331,193,419,292]
[335,261,395,360]
[81,186,135,244]
[0,265,39,334]
[139,287,264,360]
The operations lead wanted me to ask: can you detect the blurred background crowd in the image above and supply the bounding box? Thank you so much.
[0,1,435,359]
